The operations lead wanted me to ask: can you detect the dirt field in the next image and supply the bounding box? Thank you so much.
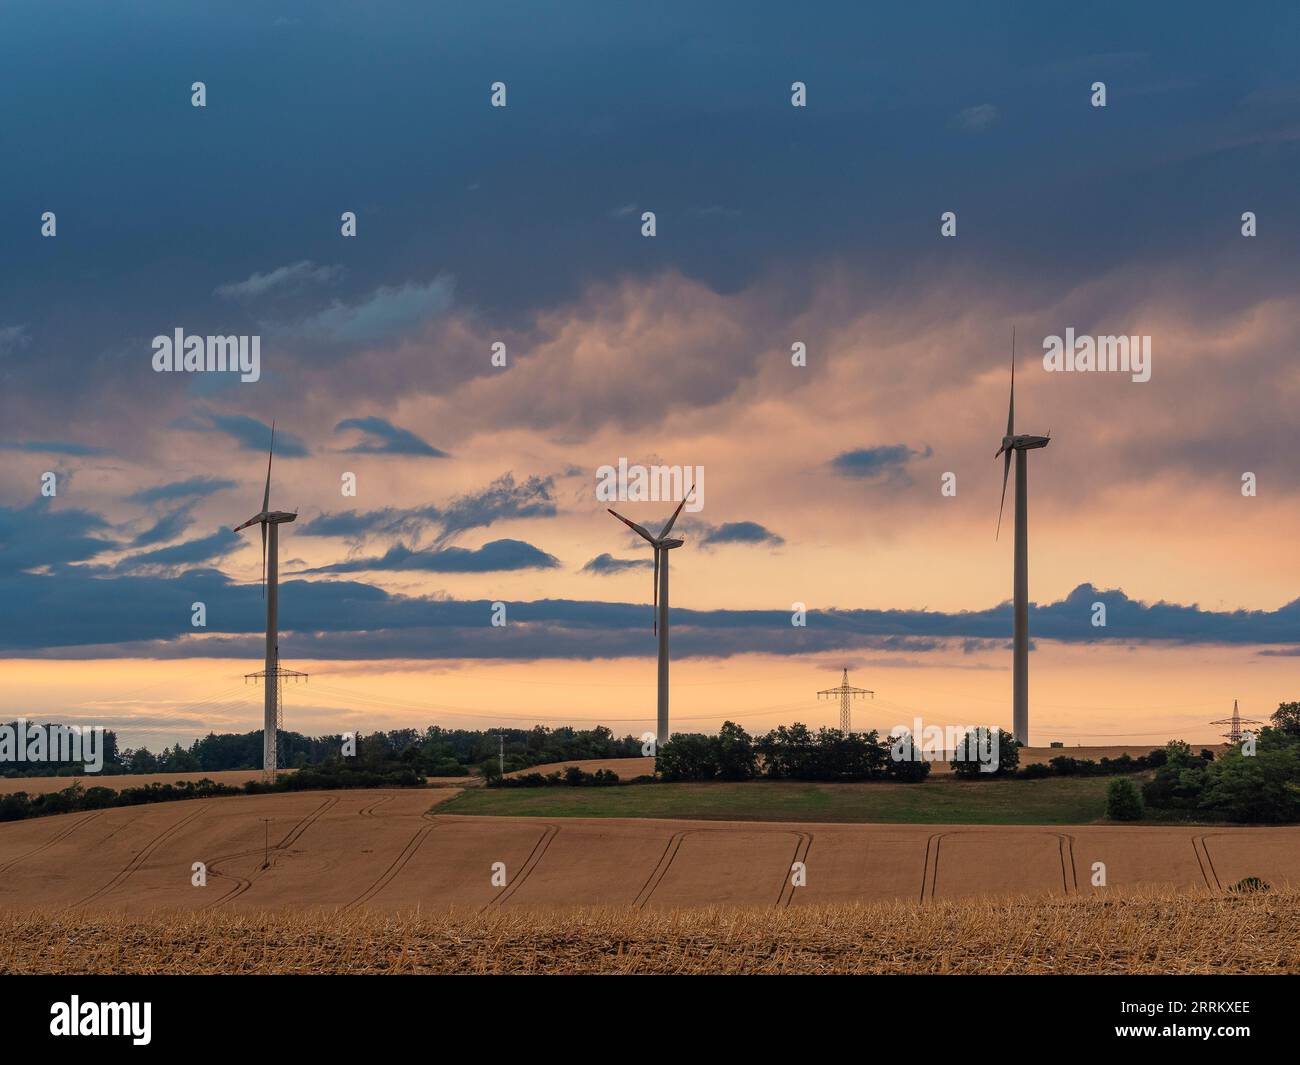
[1,892,1293,974]
[0,788,1294,914]
[506,756,656,779]
[0,769,285,795]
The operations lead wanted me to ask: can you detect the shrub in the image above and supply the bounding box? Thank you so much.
[1106,778,1144,821]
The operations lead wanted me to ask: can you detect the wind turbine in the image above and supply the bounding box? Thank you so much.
[607,490,693,748]
[234,424,303,780]
[995,330,1050,747]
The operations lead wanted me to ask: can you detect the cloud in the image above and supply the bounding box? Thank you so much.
[0,325,30,354]
[127,505,196,549]
[127,477,238,504]
[297,506,441,542]
[276,276,455,347]
[954,103,999,132]
[334,416,448,457]
[4,573,1298,660]
[696,521,784,548]
[176,412,308,456]
[114,529,243,572]
[215,260,342,300]
[297,472,556,548]
[299,538,561,575]
[831,444,932,483]
[0,440,110,456]
[581,552,653,575]
[433,473,557,547]
[0,501,116,573]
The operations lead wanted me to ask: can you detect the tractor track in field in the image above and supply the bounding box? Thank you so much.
[358,795,394,818]
[1192,834,1223,891]
[67,804,209,910]
[777,832,814,907]
[0,812,103,876]
[201,797,339,910]
[483,823,560,910]
[633,830,688,908]
[342,824,439,911]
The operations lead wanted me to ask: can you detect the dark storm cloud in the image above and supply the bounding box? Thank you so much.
[334,417,448,457]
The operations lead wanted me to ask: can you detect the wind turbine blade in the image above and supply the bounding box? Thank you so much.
[996,449,1011,540]
[657,485,694,540]
[233,515,262,532]
[261,522,267,599]
[607,508,656,544]
[262,422,275,514]
[1006,329,1015,440]
[652,547,659,635]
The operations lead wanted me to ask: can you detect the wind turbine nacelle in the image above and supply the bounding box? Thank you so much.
[660,538,685,549]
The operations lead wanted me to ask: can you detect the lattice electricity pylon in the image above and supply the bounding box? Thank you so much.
[818,668,874,734]
[245,667,309,777]
[1209,699,1263,745]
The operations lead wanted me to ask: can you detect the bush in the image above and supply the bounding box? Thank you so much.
[1017,762,1051,779]
[1106,778,1144,821]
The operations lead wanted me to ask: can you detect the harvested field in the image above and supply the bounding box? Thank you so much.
[0,769,290,795]
[1,891,1294,974]
[0,791,1294,914]
[505,756,655,779]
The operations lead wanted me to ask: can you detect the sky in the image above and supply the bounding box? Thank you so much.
[1,1,1299,750]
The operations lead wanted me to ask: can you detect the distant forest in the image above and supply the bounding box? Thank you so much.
[0,723,643,779]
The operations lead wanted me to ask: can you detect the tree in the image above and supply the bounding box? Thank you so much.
[1106,777,1144,821]
[1271,702,1300,737]
[884,732,931,782]
[1196,728,1300,823]
[715,721,757,781]
[655,734,720,782]
[950,727,1019,778]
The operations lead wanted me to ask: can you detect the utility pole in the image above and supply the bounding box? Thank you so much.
[499,732,505,778]
[818,668,874,734]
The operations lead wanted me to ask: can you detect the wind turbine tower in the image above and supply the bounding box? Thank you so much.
[234,425,307,781]
[818,668,874,733]
[995,330,1051,747]
[607,490,693,747]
